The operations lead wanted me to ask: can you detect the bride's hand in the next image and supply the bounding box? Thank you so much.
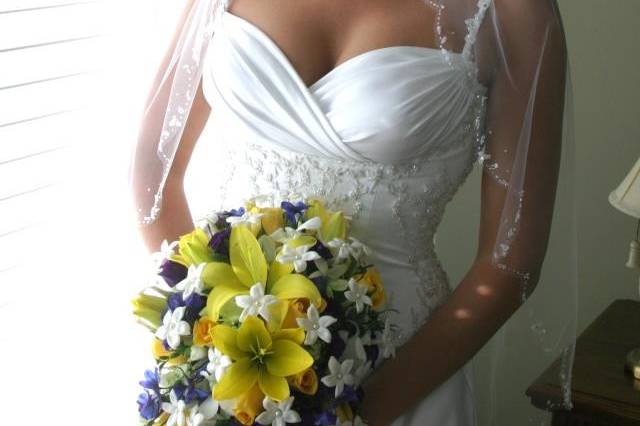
[359,377,393,426]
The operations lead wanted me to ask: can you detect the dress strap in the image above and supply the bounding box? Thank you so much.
[461,0,492,63]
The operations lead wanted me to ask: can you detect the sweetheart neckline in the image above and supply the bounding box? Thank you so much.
[221,9,466,91]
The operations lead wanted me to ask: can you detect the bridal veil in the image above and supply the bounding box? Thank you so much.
[128,0,578,423]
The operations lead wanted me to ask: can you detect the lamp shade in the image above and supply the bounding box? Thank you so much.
[609,156,640,219]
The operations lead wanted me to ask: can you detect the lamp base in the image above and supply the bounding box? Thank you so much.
[625,348,640,379]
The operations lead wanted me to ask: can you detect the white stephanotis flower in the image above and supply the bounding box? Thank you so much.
[226,211,264,227]
[338,331,371,386]
[326,237,371,262]
[162,390,188,426]
[346,237,371,260]
[235,282,278,322]
[344,279,372,313]
[159,363,190,389]
[270,216,322,244]
[321,356,355,398]
[326,238,351,261]
[155,307,191,350]
[186,398,219,426]
[195,211,219,233]
[205,347,232,381]
[276,243,321,273]
[376,318,397,359]
[338,331,367,363]
[255,396,301,426]
[151,239,179,266]
[296,304,337,345]
[176,263,206,299]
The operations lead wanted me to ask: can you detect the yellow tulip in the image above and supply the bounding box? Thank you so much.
[132,292,167,331]
[212,316,313,402]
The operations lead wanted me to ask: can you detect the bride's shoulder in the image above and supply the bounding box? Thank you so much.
[487,0,566,73]
[491,0,564,32]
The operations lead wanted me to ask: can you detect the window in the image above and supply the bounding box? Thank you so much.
[0,1,185,421]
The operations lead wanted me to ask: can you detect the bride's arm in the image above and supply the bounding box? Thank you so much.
[136,79,211,254]
[132,0,212,253]
[360,1,567,424]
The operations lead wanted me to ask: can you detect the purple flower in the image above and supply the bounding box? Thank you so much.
[166,292,206,325]
[281,200,308,224]
[337,385,359,405]
[173,383,210,404]
[365,343,379,366]
[139,369,160,395]
[312,410,337,426]
[228,207,245,217]
[328,333,346,359]
[137,390,161,420]
[209,228,231,254]
[311,240,333,260]
[158,259,188,287]
[167,292,185,311]
[183,293,207,323]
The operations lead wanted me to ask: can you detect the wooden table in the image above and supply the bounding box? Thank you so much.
[526,299,640,425]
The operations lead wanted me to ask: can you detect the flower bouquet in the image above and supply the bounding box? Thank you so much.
[133,198,397,426]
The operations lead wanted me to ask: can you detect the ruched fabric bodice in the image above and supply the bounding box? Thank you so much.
[185,1,492,424]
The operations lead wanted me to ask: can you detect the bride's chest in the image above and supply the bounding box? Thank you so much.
[202,7,488,164]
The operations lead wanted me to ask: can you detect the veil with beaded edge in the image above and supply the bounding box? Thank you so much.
[127,0,578,424]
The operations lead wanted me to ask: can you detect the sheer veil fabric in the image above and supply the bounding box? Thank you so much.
[128,0,578,424]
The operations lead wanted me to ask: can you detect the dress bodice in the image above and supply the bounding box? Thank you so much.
[190,0,491,341]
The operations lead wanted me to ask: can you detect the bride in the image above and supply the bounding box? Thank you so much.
[130,0,574,424]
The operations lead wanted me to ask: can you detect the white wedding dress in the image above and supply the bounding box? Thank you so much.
[184,0,492,424]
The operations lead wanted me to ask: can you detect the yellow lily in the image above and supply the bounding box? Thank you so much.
[212,316,313,401]
[244,199,284,236]
[205,225,321,329]
[169,227,214,267]
[303,198,348,242]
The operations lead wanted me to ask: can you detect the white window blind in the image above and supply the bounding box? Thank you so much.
[0,0,182,270]
[1,4,194,422]
[0,1,117,272]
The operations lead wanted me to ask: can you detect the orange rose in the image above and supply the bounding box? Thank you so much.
[192,318,216,346]
[281,298,310,328]
[289,367,318,395]
[358,267,386,310]
[281,297,329,328]
[317,297,327,313]
[234,384,265,425]
[152,338,171,359]
[152,338,187,365]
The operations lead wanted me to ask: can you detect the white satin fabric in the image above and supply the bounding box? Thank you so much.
[184,1,491,424]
